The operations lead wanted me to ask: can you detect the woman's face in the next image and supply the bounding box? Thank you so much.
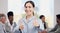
[25,3,34,16]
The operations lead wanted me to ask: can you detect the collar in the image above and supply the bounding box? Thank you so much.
[8,21,14,27]
[23,16,35,24]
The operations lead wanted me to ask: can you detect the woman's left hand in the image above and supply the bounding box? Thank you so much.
[33,19,40,27]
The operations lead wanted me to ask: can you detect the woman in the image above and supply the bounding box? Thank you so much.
[15,1,44,33]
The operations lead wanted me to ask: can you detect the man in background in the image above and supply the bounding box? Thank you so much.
[5,11,17,33]
[49,14,60,33]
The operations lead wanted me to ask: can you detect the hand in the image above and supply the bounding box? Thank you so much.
[33,19,39,27]
[41,30,47,33]
[19,23,24,30]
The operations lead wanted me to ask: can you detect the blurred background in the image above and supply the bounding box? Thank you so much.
[0,0,60,29]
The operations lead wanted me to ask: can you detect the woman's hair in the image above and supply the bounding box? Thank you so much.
[24,1,35,8]
[33,12,34,16]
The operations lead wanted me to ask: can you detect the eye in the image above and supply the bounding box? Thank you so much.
[29,6,31,8]
[25,6,27,8]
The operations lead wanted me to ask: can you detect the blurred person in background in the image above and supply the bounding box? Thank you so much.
[39,15,48,33]
[49,14,60,33]
[5,11,17,33]
[0,14,7,33]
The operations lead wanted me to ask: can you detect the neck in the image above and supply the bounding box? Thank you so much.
[26,14,33,20]
[10,21,13,25]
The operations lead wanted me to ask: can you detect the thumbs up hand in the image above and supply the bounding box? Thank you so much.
[33,19,40,27]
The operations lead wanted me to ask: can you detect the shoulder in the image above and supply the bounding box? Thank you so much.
[0,24,3,30]
[37,18,42,22]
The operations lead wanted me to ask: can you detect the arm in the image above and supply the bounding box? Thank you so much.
[33,19,44,33]
[49,24,58,32]
[14,19,25,33]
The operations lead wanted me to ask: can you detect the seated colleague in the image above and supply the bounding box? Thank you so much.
[0,14,7,33]
[49,14,60,33]
[5,11,17,33]
[39,15,48,33]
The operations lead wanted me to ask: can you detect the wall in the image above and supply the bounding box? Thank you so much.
[0,0,8,15]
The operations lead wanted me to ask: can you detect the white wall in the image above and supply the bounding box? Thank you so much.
[54,0,60,15]
[0,0,8,15]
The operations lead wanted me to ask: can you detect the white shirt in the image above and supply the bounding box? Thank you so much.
[6,21,16,33]
[8,22,14,31]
